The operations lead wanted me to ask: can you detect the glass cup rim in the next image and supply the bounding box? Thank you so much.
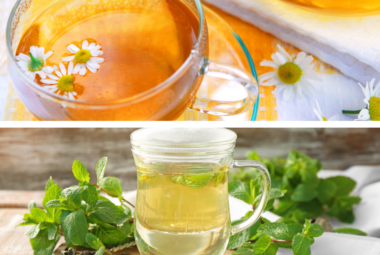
[6,0,205,107]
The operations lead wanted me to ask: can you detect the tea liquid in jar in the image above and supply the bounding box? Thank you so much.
[135,163,230,255]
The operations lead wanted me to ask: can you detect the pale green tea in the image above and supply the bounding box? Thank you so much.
[135,163,230,255]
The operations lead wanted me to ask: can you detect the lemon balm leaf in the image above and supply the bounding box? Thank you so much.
[72,160,90,182]
[96,157,108,184]
[99,177,122,197]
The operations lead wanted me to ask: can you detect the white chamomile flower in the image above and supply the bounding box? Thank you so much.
[313,100,340,121]
[40,62,77,100]
[259,44,322,101]
[61,40,104,75]
[15,46,54,80]
[355,78,380,121]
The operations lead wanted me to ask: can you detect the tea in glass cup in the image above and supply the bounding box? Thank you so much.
[131,128,271,255]
[7,0,259,120]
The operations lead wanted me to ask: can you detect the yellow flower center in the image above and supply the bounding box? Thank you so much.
[74,49,91,63]
[369,97,380,121]
[57,75,74,92]
[277,62,303,85]
[322,117,327,121]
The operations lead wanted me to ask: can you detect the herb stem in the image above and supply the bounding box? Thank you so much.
[342,110,361,114]
[91,182,135,208]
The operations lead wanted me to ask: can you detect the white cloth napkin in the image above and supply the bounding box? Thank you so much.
[203,0,380,84]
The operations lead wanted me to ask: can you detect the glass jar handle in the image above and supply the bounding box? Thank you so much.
[188,57,259,116]
[230,160,271,235]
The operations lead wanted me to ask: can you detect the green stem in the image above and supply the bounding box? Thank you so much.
[342,110,361,114]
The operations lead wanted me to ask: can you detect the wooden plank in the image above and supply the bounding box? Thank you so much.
[0,128,379,191]
[0,209,233,255]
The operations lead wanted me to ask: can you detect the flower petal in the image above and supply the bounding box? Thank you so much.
[294,52,306,65]
[67,44,80,53]
[68,61,74,75]
[86,63,97,73]
[272,52,287,66]
[30,46,38,58]
[17,61,29,71]
[86,60,100,69]
[37,71,47,79]
[37,47,45,58]
[313,108,323,121]
[62,56,75,62]
[16,53,31,62]
[40,79,58,84]
[47,73,59,80]
[90,57,105,63]
[59,63,66,75]
[88,43,96,50]
[283,85,295,101]
[42,66,54,74]
[82,40,89,50]
[258,71,277,83]
[72,63,81,74]
[45,51,53,60]
[260,60,278,69]
[356,109,370,121]
[79,64,87,75]
[260,76,281,86]
[276,44,292,62]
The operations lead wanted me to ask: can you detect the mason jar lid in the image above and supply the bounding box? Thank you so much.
[130,128,237,156]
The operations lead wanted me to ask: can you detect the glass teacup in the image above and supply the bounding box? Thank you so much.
[130,128,271,255]
[6,0,259,120]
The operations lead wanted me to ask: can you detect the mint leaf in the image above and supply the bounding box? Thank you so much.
[258,222,302,241]
[45,177,54,192]
[88,200,129,225]
[72,160,90,182]
[99,177,122,197]
[47,224,58,240]
[246,151,261,161]
[121,221,134,236]
[28,200,37,211]
[295,199,323,220]
[86,233,105,250]
[254,188,285,206]
[230,248,255,255]
[31,208,49,223]
[252,235,271,254]
[317,179,336,204]
[299,164,320,188]
[227,214,261,250]
[62,186,82,209]
[95,246,105,255]
[292,233,312,255]
[215,172,226,187]
[91,223,128,246]
[334,228,367,236]
[326,176,356,196]
[228,181,253,204]
[304,220,324,237]
[81,182,98,207]
[96,157,108,184]
[291,184,317,202]
[45,199,71,210]
[30,228,61,255]
[61,209,88,246]
[25,224,41,238]
[43,184,62,224]
[120,202,132,219]
[17,213,39,227]
[172,173,215,189]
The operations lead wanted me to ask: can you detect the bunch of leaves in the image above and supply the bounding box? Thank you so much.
[17,157,135,255]
[231,150,362,224]
[229,212,324,255]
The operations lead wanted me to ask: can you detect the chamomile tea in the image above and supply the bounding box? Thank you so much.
[135,163,230,255]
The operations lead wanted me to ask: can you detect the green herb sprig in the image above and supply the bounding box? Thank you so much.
[228,150,367,255]
[17,157,135,255]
